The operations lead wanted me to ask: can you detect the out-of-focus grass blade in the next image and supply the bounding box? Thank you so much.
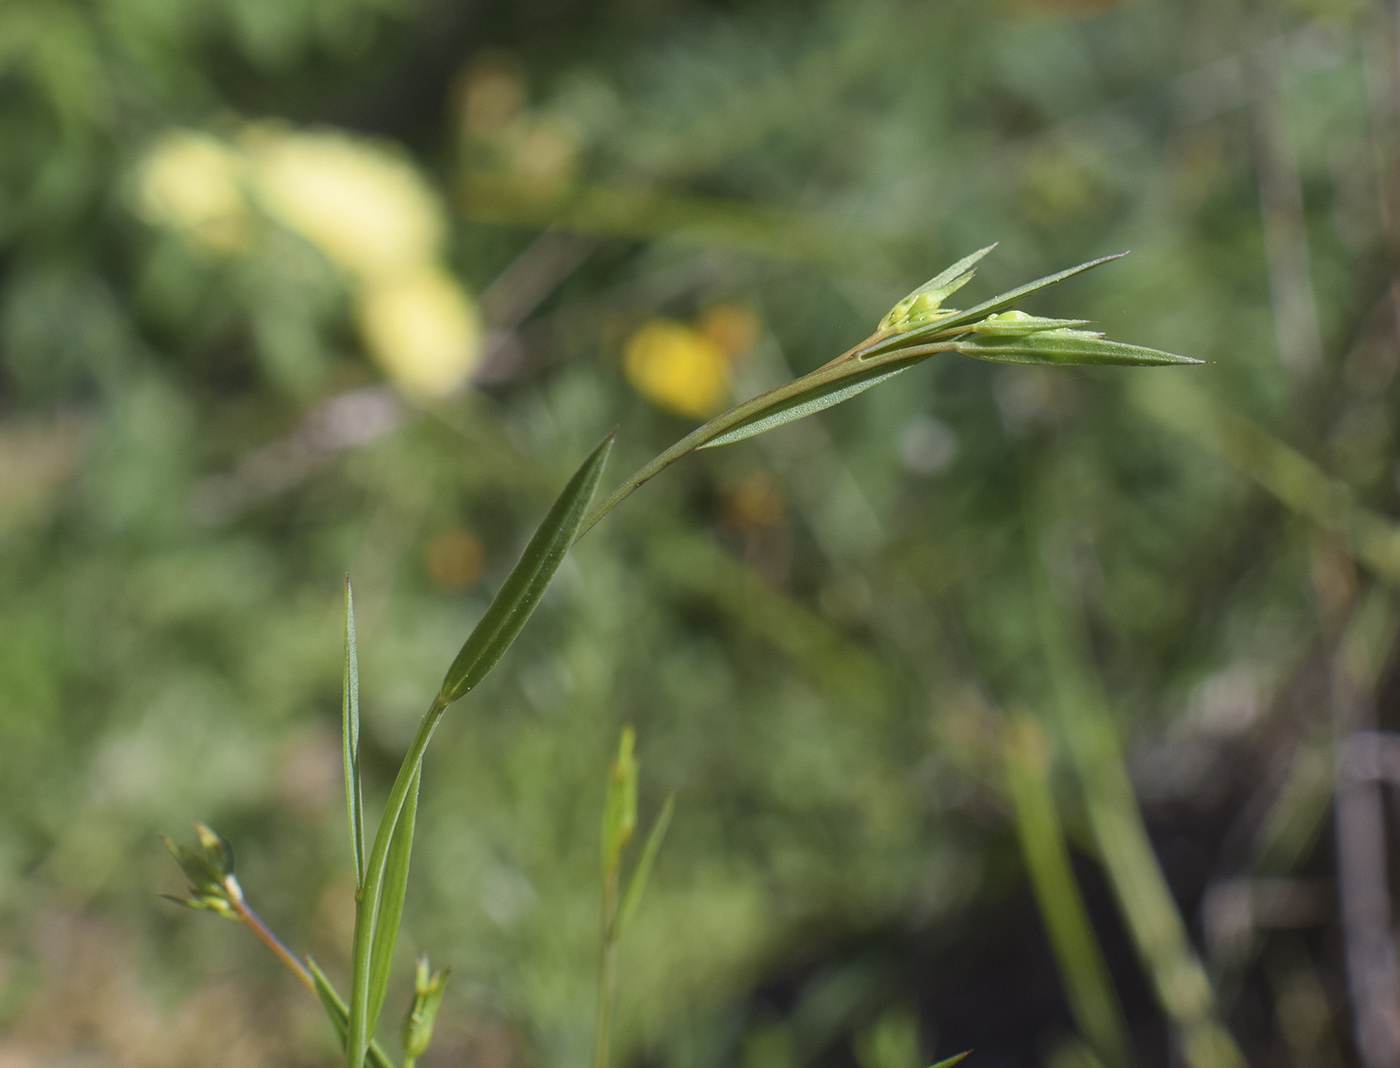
[308,956,398,1068]
[1004,714,1131,1068]
[616,794,674,938]
[928,1053,971,1068]
[344,578,365,890]
[440,430,615,703]
[1133,375,1400,587]
[955,330,1201,367]
[347,432,615,1068]
[367,764,420,1033]
[1031,527,1245,1068]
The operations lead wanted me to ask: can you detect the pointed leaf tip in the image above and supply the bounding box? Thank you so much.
[438,430,614,703]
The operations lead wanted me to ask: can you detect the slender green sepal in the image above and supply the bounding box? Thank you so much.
[194,822,235,878]
[439,430,616,703]
[601,726,639,878]
[862,252,1129,359]
[367,765,420,1031]
[879,244,997,331]
[964,311,1092,336]
[955,330,1201,367]
[929,1054,971,1068]
[348,433,615,1068]
[308,956,399,1068]
[161,824,244,919]
[344,577,366,890]
[162,834,220,891]
[401,956,450,1065]
[616,793,674,939]
[920,252,1127,336]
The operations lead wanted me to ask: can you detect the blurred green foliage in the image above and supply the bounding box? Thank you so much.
[1,0,1397,1066]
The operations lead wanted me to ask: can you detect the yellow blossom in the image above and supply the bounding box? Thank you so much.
[356,267,481,399]
[136,131,249,253]
[246,127,444,283]
[623,319,731,418]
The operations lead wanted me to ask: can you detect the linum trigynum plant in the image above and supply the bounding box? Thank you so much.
[162,245,1200,1068]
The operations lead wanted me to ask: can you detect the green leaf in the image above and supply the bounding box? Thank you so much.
[616,793,674,939]
[700,364,910,449]
[308,956,399,1068]
[954,330,1201,367]
[879,244,996,331]
[929,1054,971,1068]
[344,577,365,890]
[348,432,615,1068]
[576,355,938,537]
[924,252,1127,336]
[367,765,420,1034]
[439,430,616,703]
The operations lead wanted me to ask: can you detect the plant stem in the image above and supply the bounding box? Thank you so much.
[228,886,315,992]
[593,866,619,1068]
[348,692,449,1068]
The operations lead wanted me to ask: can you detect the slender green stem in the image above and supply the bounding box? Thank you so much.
[593,867,619,1068]
[348,693,448,1068]
[573,336,957,542]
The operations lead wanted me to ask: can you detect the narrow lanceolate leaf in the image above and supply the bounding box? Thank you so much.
[440,430,616,703]
[347,433,615,1068]
[307,956,398,1068]
[344,578,365,890]
[616,794,674,939]
[928,1054,971,1068]
[954,330,1201,367]
[366,765,420,1035]
[921,252,1128,337]
[700,364,911,449]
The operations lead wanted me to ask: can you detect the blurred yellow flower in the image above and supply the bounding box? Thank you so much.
[136,131,249,253]
[623,319,731,419]
[357,267,481,399]
[246,127,444,282]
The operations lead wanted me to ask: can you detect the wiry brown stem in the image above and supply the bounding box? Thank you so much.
[227,882,315,992]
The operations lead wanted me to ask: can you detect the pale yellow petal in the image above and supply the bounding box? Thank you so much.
[136,131,249,253]
[357,268,481,399]
[248,127,444,282]
[623,319,731,419]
